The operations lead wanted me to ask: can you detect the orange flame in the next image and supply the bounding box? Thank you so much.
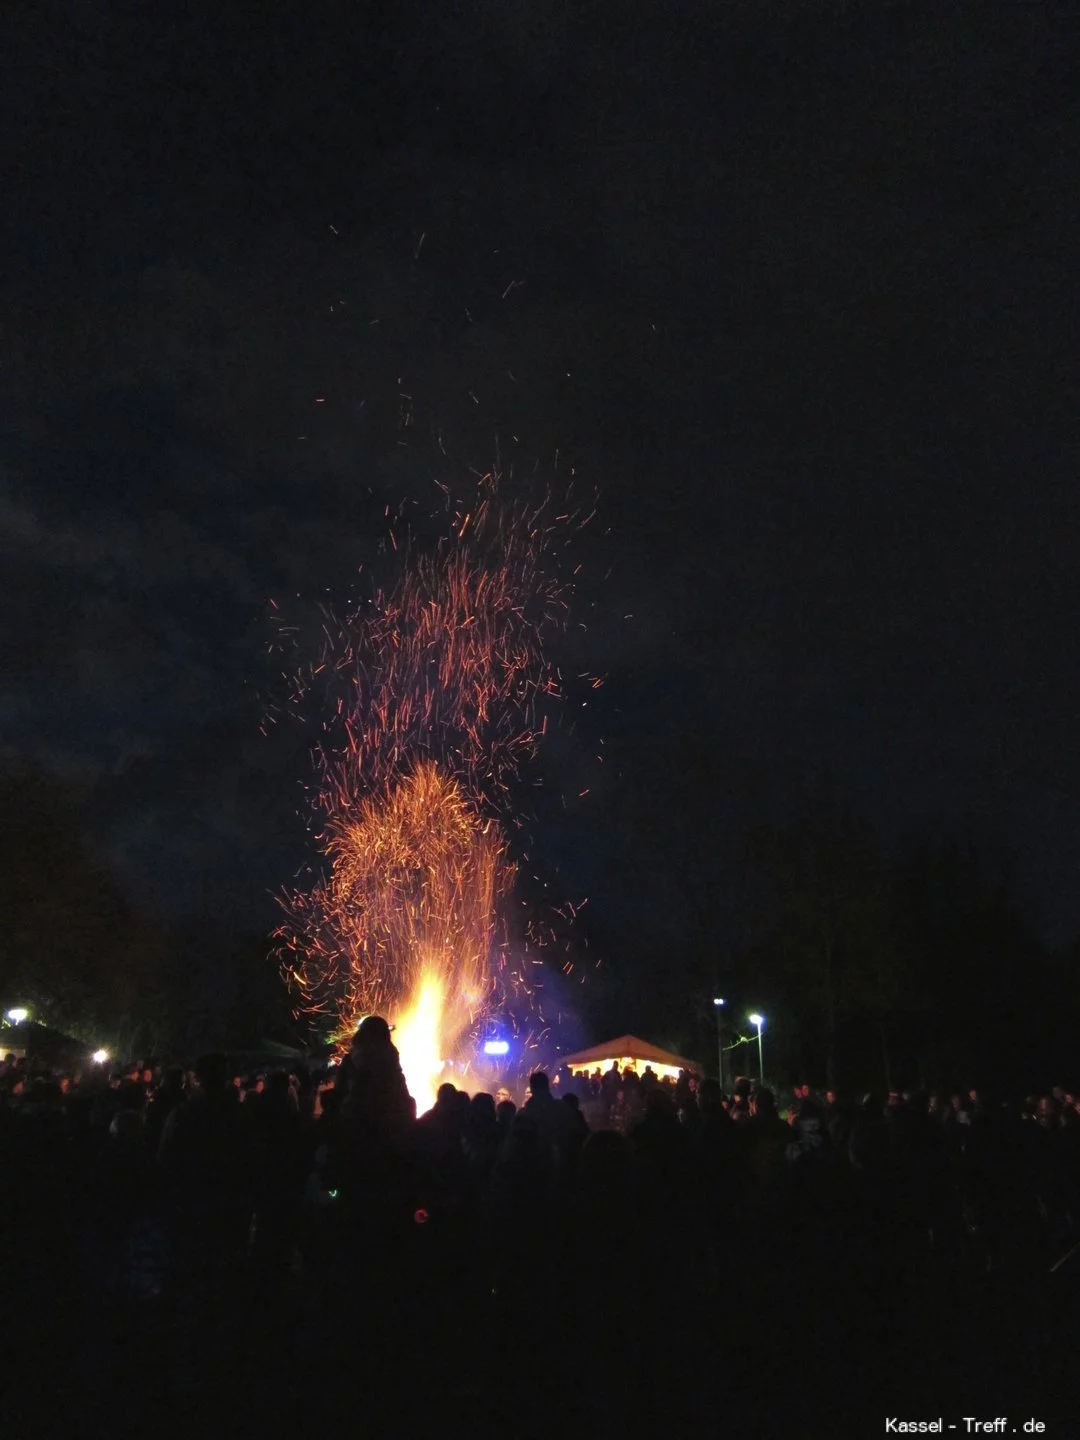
[329,761,510,1110]
[391,969,448,1116]
[277,475,588,1106]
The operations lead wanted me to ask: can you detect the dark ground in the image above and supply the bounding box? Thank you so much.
[6,1193,1075,1437]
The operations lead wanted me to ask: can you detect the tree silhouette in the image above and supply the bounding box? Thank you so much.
[0,763,149,1045]
[751,803,907,1086]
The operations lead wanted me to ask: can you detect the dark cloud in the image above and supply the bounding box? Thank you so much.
[4,0,1079,955]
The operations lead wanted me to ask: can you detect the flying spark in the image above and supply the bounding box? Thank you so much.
[276,472,585,1110]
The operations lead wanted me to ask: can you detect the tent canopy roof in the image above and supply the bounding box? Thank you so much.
[560,1035,699,1073]
[0,1020,88,1062]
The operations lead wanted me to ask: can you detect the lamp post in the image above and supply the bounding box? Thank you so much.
[748,1013,765,1084]
[712,998,726,1092]
[6,1007,28,1024]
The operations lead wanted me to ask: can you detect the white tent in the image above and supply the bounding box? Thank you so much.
[560,1034,700,1084]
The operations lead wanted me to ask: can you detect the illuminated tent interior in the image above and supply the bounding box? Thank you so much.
[560,1035,700,1084]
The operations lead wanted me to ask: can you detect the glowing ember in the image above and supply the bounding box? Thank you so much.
[276,473,590,1110]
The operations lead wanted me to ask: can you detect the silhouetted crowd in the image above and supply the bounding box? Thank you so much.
[2,1025,1077,1434]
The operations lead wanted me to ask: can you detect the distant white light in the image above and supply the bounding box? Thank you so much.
[713,997,725,1007]
[483,1040,510,1056]
[92,1049,109,1064]
[7,1008,28,1024]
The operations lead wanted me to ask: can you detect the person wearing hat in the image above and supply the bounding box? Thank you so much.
[334,1015,413,1128]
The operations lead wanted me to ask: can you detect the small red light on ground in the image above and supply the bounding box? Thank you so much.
[414,1207,430,1224]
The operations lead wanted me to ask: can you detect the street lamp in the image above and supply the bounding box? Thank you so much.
[712,998,726,1091]
[748,1013,765,1083]
[92,1049,109,1065]
[6,1007,28,1024]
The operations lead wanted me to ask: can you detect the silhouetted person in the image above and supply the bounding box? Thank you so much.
[463,1091,500,1179]
[825,1089,854,1151]
[1031,1096,1073,1247]
[561,1091,589,1167]
[419,1081,459,1125]
[249,1070,308,1277]
[633,1087,689,1164]
[943,1093,973,1152]
[495,1098,517,1150]
[696,1077,738,1193]
[849,1093,892,1179]
[962,1090,1039,1269]
[491,1111,558,1335]
[742,1087,791,1219]
[561,1129,640,1417]
[416,1082,470,1208]
[674,1069,694,1113]
[522,1071,577,1166]
[145,1066,186,1151]
[336,1016,413,1137]
[326,1016,418,1301]
[159,1052,253,1291]
[89,1107,163,1304]
[791,1081,828,1160]
[730,1076,753,1126]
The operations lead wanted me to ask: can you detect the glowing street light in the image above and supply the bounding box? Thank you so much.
[92,1049,109,1065]
[6,1007,28,1024]
[712,998,726,1092]
[748,1013,765,1083]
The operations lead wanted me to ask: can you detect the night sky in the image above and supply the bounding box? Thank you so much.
[5,3,1078,1023]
